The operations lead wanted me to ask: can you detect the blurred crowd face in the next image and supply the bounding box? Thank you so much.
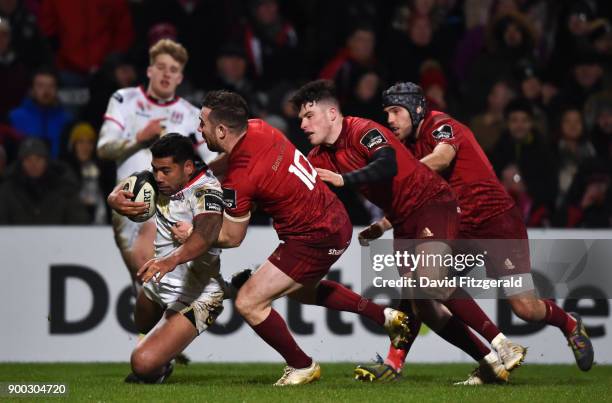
[0,23,9,55]
[32,73,58,107]
[114,64,137,88]
[355,72,379,102]
[22,155,47,179]
[409,17,433,47]
[0,0,17,16]
[384,105,413,141]
[298,101,336,146]
[255,0,279,25]
[217,55,247,83]
[413,0,435,15]
[597,109,612,134]
[503,22,524,48]
[347,29,375,64]
[574,64,603,89]
[560,110,583,141]
[521,77,542,100]
[488,82,514,113]
[147,53,183,100]
[74,139,95,163]
[507,111,533,140]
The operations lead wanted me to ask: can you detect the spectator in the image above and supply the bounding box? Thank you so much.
[0,17,29,121]
[554,108,596,207]
[343,70,385,124]
[419,59,448,111]
[590,101,612,164]
[320,23,379,103]
[470,79,515,153]
[242,0,299,90]
[83,52,138,131]
[514,61,550,137]
[62,122,115,224]
[555,159,611,228]
[8,67,71,159]
[38,0,134,83]
[492,99,557,224]
[465,11,537,115]
[208,44,263,116]
[0,138,88,225]
[551,52,606,116]
[0,0,51,67]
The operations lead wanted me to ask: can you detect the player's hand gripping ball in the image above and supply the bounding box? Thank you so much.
[122,170,158,222]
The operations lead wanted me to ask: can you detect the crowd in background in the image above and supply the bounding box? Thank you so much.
[0,0,610,227]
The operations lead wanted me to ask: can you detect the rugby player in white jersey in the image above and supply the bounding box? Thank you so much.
[98,39,217,292]
[108,133,224,383]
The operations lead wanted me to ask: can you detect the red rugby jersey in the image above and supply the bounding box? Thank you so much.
[408,110,515,226]
[222,119,349,242]
[308,116,449,227]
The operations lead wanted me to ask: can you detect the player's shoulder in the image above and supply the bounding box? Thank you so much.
[345,116,392,149]
[175,97,200,115]
[110,86,141,104]
[423,111,464,142]
[184,169,222,199]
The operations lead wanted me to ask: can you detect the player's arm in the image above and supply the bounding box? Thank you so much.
[98,118,166,161]
[214,213,250,248]
[317,147,398,187]
[420,143,456,172]
[138,212,223,283]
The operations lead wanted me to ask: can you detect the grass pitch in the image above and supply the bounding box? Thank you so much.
[0,362,610,402]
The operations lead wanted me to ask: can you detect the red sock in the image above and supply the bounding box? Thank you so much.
[437,317,490,362]
[251,309,312,369]
[386,346,408,371]
[444,291,501,342]
[544,299,576,335]
[315,280,385,326]
[385,300,421,371]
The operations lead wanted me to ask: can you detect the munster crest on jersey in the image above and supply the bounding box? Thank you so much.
[432,124,454,140]
[360,128,387,150]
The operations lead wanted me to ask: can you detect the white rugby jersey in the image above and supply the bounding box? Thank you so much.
[154,167,224,291]
[98,86,216,181]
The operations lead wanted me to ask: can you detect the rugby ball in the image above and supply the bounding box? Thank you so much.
[122,170,158,222]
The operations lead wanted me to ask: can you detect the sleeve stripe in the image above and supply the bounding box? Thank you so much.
[223,211,251,222]
[104,115,125,130]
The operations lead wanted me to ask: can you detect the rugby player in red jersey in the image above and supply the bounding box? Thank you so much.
[290,80,525,384]
[188,90,412,386]
[363,82,593,384]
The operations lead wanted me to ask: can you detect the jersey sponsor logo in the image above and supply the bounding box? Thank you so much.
[328,247,346,256]
[204,196,223,212]
[222,188,237,209]
[112,93,123,103]
[432,124,454,141]
[170,111,184,124]
[360,128,388,150]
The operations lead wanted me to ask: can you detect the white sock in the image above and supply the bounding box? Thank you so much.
[480,351,498,365]
[491,333,507,350]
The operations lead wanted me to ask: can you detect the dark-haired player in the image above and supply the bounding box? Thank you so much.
[108,134,225,383]
[192,90,411,386]
[361,82,593,384]
[291,80,525,384]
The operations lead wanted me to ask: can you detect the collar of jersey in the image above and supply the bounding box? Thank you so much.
[139,86,180,106]
[171,166,207,198]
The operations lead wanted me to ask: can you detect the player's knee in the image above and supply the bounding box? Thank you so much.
[234,291,255,317]
[131,347,163,378]
[510,298,543,322]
